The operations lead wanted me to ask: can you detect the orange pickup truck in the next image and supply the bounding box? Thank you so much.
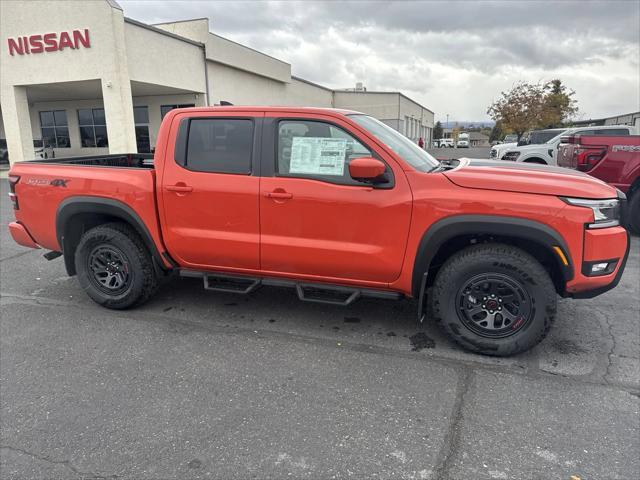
[7,107,630,356]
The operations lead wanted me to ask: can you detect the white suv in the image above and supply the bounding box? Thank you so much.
[500,125,638,165]
[490,128,565,160]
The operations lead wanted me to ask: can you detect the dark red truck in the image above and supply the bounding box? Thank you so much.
[558,134,640,233]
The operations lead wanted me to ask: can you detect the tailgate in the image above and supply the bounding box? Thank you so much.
[557,144,576,169]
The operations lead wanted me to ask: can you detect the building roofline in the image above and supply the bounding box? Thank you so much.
[291,75,334,92]
[571,111,640,123]
[209,32,290,67]
[153,17,209,26]
[106,0,123,11]
[124,17,204,48]
[335,90,434,114]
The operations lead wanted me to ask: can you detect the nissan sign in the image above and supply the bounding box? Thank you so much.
[7,29,91,56]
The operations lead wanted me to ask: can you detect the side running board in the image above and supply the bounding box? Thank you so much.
[179,270,402,306]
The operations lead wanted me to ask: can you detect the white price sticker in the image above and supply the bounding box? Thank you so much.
[289,137,347,176]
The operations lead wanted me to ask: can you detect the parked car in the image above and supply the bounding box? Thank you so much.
[558,134,640,233]
[456,140,469,148]
[7,106,629,356]
[490,128,566,160]
[503,134,518,143]
[436,138,454,148]
[501,125,638,165]
[33,139,55,160]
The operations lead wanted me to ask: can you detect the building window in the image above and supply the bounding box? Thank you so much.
[78,108,108,148]
[161,104,195,119]
[185,118,253,174]
[133,106,151,153]
[39,110,70,148]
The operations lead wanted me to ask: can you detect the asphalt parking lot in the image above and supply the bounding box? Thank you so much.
[1,178,638,480]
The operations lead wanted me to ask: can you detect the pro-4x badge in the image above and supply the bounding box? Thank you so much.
[50,179,69,187]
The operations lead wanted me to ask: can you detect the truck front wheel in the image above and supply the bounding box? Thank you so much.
[430,243,556,356]
[75,222,159,309]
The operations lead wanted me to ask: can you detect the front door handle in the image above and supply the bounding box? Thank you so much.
[266,191,293,200]
[166,184,193,193]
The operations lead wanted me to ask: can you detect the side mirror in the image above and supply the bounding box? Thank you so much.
[349,157,387,182]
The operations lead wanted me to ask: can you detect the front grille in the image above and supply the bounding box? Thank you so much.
[490,149,497,158]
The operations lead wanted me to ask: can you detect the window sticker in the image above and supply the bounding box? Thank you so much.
[289,137,347,176]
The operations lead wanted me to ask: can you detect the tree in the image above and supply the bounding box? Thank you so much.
[489,121,504,142]
[540,79,578,128]
[433,121,443,140]
[487,80,578,139]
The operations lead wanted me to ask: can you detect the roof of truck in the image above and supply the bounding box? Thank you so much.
[173,106,364,116]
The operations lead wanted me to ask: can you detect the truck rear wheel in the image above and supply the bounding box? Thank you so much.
[430,243,556,356]
[75,222,159,309]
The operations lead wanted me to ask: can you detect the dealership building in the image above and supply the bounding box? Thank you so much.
[0,0,434,164]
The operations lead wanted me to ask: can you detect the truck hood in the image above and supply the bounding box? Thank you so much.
[443,159,617,199]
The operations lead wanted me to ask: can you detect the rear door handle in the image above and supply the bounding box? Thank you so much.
[266,191,293,200]
[166,184,193,193]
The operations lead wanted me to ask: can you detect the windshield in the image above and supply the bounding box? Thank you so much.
[349,114,439,172]
[546,130,572,144]
[518,129,565,146]
[532,130,565,144]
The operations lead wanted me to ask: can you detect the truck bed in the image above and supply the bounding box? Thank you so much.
[9,154,162,255]
[24,153,154,168]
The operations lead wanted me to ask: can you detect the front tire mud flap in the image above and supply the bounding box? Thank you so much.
[417,272,428,323]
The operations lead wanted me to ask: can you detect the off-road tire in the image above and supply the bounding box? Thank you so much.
[75,222,159,309]
[627,190,640,235]
[430,243,556,356]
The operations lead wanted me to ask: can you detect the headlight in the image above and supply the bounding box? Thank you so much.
[562,197,620,228]
[502,151,520,161]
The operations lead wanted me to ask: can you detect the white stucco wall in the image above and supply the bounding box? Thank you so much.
[207,62,332,107]
[0,0,138,161]
[156,19,291,84]
[125,21,206,94]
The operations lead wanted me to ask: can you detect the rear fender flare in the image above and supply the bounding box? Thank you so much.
[56,196,171,275]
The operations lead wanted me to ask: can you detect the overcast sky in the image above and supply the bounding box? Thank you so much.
[119,0,639,122]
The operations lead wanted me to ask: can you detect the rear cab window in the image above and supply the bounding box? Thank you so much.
[183,118,254,174]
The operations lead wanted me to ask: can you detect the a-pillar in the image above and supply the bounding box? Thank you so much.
[0,86,34,165]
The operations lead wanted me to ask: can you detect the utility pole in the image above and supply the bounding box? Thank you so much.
[446,114,449,136]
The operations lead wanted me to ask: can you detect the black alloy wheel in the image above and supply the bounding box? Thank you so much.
[456,273,532,338]
[87,245,132,294]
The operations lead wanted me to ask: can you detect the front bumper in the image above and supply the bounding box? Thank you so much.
[567,226,630,299]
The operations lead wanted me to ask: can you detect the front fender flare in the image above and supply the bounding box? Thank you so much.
[411,215,574,297]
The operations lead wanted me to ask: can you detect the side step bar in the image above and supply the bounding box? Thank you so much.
[180,270,402,306]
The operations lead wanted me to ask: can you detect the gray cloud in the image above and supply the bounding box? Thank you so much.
[119,0,640,120]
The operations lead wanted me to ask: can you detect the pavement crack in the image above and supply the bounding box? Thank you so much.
[0,445,117,479]
[0,249,37,262]
[433,369,474,480]
[591,305,620,385]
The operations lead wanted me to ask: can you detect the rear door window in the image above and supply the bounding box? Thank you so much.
[185,118,253,174]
